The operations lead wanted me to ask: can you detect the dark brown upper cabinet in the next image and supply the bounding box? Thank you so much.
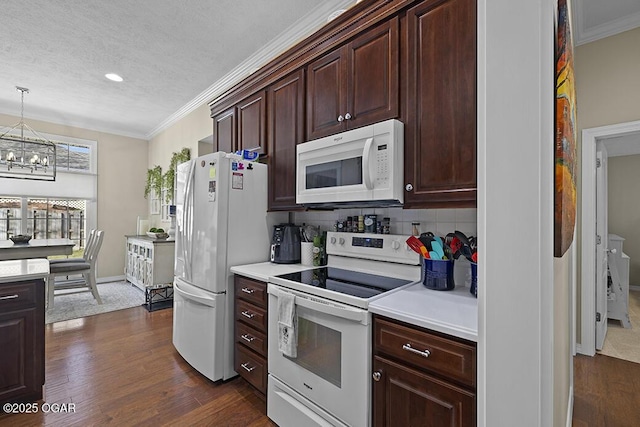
[237,91,267,155]
[212,90,267,155]
[212,106,235,154]
[306,17,399,140]
[403,0,477,208]
[267,70,305,211]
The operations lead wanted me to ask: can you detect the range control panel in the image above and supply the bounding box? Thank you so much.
[326,232,420,265]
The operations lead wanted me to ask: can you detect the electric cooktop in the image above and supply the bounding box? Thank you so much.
[275,267,414,300]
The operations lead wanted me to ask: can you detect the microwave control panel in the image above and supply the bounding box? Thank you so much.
[375,144,389,187]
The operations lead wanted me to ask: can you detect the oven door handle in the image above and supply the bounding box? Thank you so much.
[270,285,369,325]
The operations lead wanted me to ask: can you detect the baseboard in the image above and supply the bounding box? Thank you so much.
[575,343,583,355]
[97,275,125,284]
[630,285,640,292]
[566,385,574,427]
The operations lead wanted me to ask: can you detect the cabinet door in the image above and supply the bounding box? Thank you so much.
[373,356,475,427]
[268,70,305,211]
[346,17,399,130]
[237,91,267,155]
[404,0,477,207]
[213,107,236,153]
[306,48,347,140]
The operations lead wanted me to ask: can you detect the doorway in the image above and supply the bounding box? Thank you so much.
[580,119,640,357]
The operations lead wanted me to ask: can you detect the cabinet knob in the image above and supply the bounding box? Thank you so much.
[405,183,414,192]
[337,115,344,122]
[345,112,352,120]
[372,371,382,382]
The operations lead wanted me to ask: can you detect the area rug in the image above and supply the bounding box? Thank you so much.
[46,281,145,324]
[599,290,640,364]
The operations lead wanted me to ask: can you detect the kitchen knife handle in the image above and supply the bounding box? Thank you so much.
[241,287,255,294]
[241,310,255,319]
[402,343,431,358]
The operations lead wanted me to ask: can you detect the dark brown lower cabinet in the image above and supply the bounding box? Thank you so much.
[234,275,269,399]
[0,279,45,404]
[372,315,476,426]
[373,356,475,426]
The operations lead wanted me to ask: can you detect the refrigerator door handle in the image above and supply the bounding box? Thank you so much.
[174,280,217,308]
[182,160,196,281]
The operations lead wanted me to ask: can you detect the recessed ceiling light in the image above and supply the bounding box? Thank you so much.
[105,73,123,82]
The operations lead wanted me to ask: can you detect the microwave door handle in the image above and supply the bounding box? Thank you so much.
[362,137,374,189]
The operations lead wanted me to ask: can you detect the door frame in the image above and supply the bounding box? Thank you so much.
[580,119,640,355]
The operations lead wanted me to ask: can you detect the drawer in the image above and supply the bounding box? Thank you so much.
[236,321,267,357]
[374,317,476,387]
[235,343,267,394]
[236,299,267,332]
[0,280,40,312]
[234,276,267,308]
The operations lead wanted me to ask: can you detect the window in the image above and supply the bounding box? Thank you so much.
[0,197,90,257]
[55,142,91,172]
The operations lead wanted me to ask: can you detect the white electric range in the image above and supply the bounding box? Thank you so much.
[267,232,421,427]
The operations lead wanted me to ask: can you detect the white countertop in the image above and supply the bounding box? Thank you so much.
[369,283,478,342]
[0,258,50,283]
[231,262,315,282]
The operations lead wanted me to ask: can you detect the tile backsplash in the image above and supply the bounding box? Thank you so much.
[292,207,477,238]
[292,207,477,288]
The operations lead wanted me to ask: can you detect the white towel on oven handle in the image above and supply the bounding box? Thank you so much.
[277,291,297,357]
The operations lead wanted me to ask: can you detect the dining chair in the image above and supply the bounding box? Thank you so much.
[47,230,104,308]
[49,229,96,264]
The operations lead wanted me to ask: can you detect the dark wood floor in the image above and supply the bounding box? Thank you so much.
[573,354,640,427]
[0,307,275,427]
[4,307,639,426]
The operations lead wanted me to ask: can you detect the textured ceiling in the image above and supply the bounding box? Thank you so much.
[0,0,355,139]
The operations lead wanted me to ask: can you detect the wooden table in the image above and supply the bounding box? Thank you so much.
[0,239,75,261]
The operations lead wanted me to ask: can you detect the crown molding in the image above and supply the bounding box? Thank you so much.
[147,0,355,139]
[573,3,640,46]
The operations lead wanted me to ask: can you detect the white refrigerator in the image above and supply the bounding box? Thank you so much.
[172,152,281,381]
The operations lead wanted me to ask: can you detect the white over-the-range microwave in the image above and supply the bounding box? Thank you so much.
[296,119,404,208]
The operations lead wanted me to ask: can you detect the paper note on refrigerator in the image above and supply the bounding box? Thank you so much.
[208,180,216,202]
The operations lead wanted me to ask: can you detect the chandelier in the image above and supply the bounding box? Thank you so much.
[0,87,56,181]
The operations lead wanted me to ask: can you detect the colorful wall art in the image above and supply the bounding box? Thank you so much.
[554,0,577,258]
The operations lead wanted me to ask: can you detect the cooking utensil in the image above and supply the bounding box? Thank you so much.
[406,236,429,258]
[431,240,445,259]
[418,234,434,251]
[472,251,478,263]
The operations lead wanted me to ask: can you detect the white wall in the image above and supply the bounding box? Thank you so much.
[478,0,557,425]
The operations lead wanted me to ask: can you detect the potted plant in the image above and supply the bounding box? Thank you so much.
[144,165,163,199]
[163,148,191,202]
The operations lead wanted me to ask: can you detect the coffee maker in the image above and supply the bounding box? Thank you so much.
[270,224,301,264]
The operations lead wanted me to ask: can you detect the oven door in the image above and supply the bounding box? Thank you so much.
[267,283,371,427]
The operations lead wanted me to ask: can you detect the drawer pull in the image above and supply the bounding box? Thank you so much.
[241,287,255,294]
[241,362,255,372]
[241,334,255,343]
[372,371,382,382]
[0,294,19,301]
[241,310,255,319]
[402,343,431,358]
